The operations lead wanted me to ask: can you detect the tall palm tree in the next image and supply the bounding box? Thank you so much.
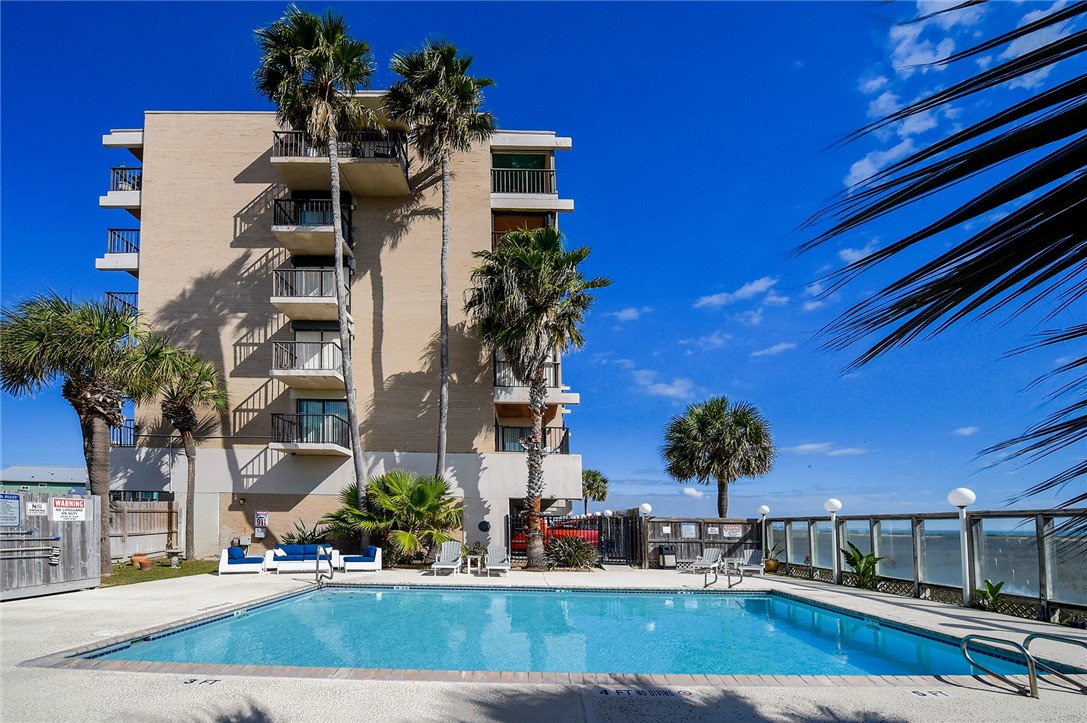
[255,5,377,491]
[154,347,228,560]
[800,3,1087,524]
[385,39,496,478]
[0,294,153,573]
[582,468,609,516]
[465,227,610,567]
[661,396,776,517]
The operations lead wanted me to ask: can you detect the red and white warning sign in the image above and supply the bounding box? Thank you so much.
[52,497,86,522]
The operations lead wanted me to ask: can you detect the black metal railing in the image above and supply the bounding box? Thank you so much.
[272,130,409,176]
[271,413,349,448]
[509,512,642,564]
[104,291,137,314]
[106,229,140,254]
[272,341,343,371]
[495,425,570,454]
[111,420,137,447]
[494,360,558,388]
[491,168,555,195]
[273,268,349,304]
[110,167,142,192]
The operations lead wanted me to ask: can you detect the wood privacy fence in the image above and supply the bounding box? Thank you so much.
[108,501,178,562]
[1,492,101,601]
[645,517,760,568]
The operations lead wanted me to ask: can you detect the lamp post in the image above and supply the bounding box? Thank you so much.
[639,503,653,516]
[948,487,976,606]
[603,509,613,517]
[758,505,770,558]
[824,498,843,584]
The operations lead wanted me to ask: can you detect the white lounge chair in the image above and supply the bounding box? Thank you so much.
[430,540,462,576]
[690,548,723,573]
[485,545,511,577]
[737,548,765,576]
[218,546,264,574]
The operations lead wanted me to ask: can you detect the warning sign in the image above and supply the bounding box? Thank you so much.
[52,497,86,522]
[26,501,48,516]
[0,493,20,527]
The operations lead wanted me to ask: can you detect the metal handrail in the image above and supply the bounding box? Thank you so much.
[272,341,343,371]
[271,413,349,447]
[272,130,409,177]
[494,360,558,388]
[491,168,556,195]
[495,425,570,454]
[272,268,347,300]
[107,229,140,254]
[111,420,137,447]
[110,167,142,192]
[1023,633,1087,692]
[960,634,1038,698]
[105,291,137,314]
[315,543,334,586]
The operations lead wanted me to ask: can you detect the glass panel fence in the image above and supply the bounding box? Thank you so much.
[876,519,913,580]
[787,521,810,565]
[975,517,1039,597]
[844,520,872,554]
[919,518,962,588]
[812,521,833,569]
[768,521,786,557]
[1049,516,1087,605]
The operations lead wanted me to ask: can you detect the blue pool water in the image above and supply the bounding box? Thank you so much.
[92,588,1037,676]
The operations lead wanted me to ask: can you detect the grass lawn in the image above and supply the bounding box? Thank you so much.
[102,558,218,586]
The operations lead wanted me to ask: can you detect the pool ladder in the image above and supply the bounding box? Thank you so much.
[315,544,334,587]
[960,633,1087,698]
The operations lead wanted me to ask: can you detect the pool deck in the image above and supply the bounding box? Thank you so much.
[3,566,1086,722]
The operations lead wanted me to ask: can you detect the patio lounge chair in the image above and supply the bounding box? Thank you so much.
[689,548,723,573]
[737,548,764,576]
[485,545,511,577]
[218,546,264,574]
[430,540,462,576]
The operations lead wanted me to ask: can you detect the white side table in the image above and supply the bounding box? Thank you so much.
[466,554,482,575]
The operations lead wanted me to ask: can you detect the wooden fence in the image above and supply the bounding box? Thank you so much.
[645,517,761,568]
[1,492,101,601]
[108,501,178,562]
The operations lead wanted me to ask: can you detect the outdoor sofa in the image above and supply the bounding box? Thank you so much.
[341,545,382,572]
[218,546,265,574]
[263,543,336,574]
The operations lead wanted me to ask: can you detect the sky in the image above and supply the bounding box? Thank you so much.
[1,1,1081,520]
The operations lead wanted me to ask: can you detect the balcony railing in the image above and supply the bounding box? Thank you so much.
[494,360,558,388]
[105,291,137,314]
[272,130,409,175]
[273,268,349,303]
[496,425,570,454]
[110,167,142,192]
[272,341,343,371]
[111,420,137,447]
[272,413,349,448]
[107,229,140,254]
[491,168,556,195]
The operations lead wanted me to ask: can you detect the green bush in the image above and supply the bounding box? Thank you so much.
[544,537,600,570]
[279,519,331,545]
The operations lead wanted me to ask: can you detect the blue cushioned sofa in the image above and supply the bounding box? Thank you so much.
[341,545,382,572]
[218,546,265,574]
[264,543,336,574]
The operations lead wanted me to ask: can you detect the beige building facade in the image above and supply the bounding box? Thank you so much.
[98,96,582,557]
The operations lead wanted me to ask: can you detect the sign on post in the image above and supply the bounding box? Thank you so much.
[51,497,86,522]
[26,501,48,517]
[0,493,20,527]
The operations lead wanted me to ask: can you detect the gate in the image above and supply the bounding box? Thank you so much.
[509,513,643,566]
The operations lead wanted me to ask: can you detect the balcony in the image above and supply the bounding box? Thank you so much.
[271,268,349,321]
[491,168,573,213]
[111,420,138,448]
[270,413,351,456]
[104,291,137,315]
[101,129,143,159]
[495,425,570,455]
[270,341,344,389]
[99,167,142,218]
[493,359,579,408]
[272,199,352,257]
[95,229,140,277]
[270,130,410,196]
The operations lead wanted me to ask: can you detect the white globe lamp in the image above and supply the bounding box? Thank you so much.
[948,487,976,606]
[639,503,653,516]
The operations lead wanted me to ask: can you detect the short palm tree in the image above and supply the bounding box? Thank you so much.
[255,5,377,490]
[581,468,609,516]
[154,347,228,560]
[321,470,462,564]
[0,294,154,573]
[385,39,496,478]
[465,227,610,567]
[661,396,776,517]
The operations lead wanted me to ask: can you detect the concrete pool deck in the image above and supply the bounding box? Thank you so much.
[2,566,1085,722]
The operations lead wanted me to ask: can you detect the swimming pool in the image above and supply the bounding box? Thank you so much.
[81,586,1059,677]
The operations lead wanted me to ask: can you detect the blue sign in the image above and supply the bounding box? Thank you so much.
[0,493,21,528]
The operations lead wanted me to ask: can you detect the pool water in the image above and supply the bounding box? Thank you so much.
[92,588,1033,676]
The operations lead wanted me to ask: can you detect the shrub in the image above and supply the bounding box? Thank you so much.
[544,537,600,570]
[279,519,331,545]
[841,541,884,591]
[973,580,1005,611]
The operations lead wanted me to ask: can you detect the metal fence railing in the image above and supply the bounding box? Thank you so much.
[111,420,137,448]
[271,413,349,448]
[495,425,570,454]
[272,341,343,372]
[491,168,556,195]
[109,167,142,192]
[272,130,409,177]
[272,268,350,306]
[104,291,137,315]
[493,360,558,388]
[106,229,140,254]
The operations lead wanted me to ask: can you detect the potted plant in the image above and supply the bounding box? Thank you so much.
[763,542,783,573]
[972,580,1005,611]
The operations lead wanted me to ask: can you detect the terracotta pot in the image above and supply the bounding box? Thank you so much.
[764,559,780,573]
[139,560,154,571]
[131,554,149,568]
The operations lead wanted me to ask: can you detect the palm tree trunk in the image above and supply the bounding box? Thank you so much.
[717,478,729,518]
[181,429,197,560]
[82,414,113,575]
[525,365,547,568]
[435,150,450,478]
[583,496,588,516]
[328,130,367,490]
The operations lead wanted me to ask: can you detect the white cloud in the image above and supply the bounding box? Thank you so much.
[953,426,980,437]
[839,239,880,263]
[999,1,1070,89]
[845,138,916,187]
[680,487,706,499]
[609,306,652,322]
[859,74,889,94]
[694,276,778,309]
[763,291,789,306]
[632,369,696,400]
[681,330,731,351]
[751,342,797,358]
[786,443,834,455]
[804,282,824,297]
[867,90,902,119]
[734,308,765,326]
[827,448,867,457]
[889,22,955,77]
[802,300,826,312]
[917,0,986,30]
[897,110,938,137]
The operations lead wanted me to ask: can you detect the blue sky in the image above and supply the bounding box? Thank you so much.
[1,1,1079,519]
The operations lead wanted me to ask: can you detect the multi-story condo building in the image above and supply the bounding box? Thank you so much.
[98,94,582,557]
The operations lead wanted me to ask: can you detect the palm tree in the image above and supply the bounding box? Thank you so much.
[465,227,610,567]
[0,294,153,573]
[800,3,1087,523]
[255,5,377,491]
[582,468,609,516]
[661,396,776,517]
[385,39,496,478]
[321,470,462,564]
[154,347,228,560]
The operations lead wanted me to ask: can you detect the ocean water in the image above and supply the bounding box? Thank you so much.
[94,588,1036,676]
